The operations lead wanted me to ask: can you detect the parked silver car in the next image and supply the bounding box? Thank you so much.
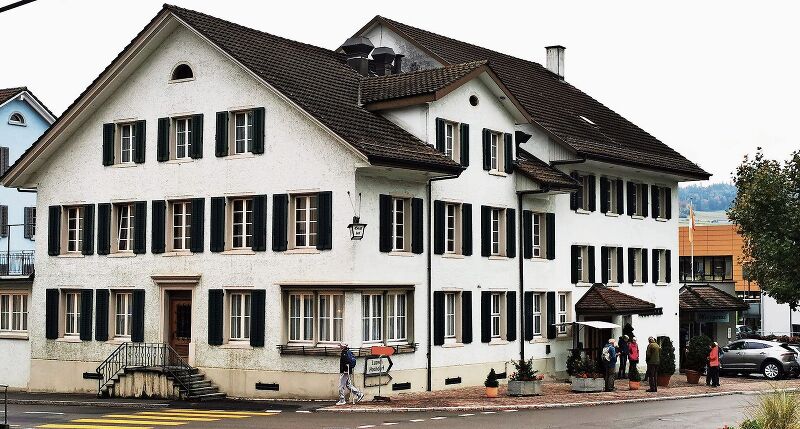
[720,339,799,380]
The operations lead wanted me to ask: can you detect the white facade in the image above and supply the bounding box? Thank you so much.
[762,294,800,337]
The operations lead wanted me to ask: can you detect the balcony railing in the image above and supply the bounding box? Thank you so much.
[0,251,34,276]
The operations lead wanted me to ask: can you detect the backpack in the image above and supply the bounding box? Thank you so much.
[346,349,357,368]
[602,345,612,362]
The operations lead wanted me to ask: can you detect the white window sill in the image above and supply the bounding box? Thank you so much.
[58,253,84,258]
[286,248,320,255]
[388,251,414,257]
[225,153,256,160]
[604,212,620,218]
[529,337,547,344]
[108,252,136,258]
[656,282,669,287]
[606,282,620,287]
[0,332,29,340]
[528,257,547,263]
[56,337,82,343]
[111,163,138,169]
[489,170,508,177]
[489,339,509,346]
[575,209,591,215]
[442,253,464,259]
[655,217,668,222]
[386,340,408,347]
[165,158,194,164]
[488,255,509,261]
[223,249,256,255]
[576,281,592,287]
[631,215,645,220]
[556,334,571,341]
[169,77,195,84]
[442,341,464,348]
[632,282,645,287]
[220,342,253,349]
[162,251,193,257]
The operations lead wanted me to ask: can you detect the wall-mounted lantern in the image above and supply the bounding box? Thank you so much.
[348,216,367,240]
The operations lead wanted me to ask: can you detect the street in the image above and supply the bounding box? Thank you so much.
[2,394,755,429]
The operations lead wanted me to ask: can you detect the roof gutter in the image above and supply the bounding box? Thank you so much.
[550,158,586,166]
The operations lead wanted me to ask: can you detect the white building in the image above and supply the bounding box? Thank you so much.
[1,5,709,399]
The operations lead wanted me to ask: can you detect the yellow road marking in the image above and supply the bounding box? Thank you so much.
[164,409,277,416]
[39,425,154,429]
[137,412,249,419]
[71,419,184,426]
[104,414,218,422]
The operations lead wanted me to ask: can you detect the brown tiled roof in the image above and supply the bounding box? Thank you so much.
[575,285,661,315]
[360,61,487,105]
[680,285,749,312]
[366,17,710,180]
[514,149,579,190]
[165,6,462,175]
[0,87,26,105]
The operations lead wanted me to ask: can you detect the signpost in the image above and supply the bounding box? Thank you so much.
[364,346,394,401]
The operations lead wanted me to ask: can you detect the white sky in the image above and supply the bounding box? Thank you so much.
[2,0,797,184]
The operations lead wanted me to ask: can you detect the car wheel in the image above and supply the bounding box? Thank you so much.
[763,361,782,380]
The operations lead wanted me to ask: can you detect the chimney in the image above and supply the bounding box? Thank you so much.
[371,46,396,76]
[545,45,565,79]
[341,36,374,77]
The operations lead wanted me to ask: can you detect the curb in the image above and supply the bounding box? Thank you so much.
[5,399,170,409]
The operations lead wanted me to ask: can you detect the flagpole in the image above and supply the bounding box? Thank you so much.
[690,200,695,282]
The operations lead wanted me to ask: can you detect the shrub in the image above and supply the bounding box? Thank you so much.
[685,335,714,372]
[739,419,764,429]
[748,390,800,429]
[509,357,542,381]
[659,336,676,375]
[628,364,642,382]
[573,357,603,379]
[566,349,582,377]
[485,368,499,388]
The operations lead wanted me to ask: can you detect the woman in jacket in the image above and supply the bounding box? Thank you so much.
[707,341,721,387]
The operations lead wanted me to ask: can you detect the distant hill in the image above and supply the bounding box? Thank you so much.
[678,183,737,218]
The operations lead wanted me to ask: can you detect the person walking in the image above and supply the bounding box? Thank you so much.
[707,341,721,388]
[646,336,661,392]
[337,343,365,405]
[617,335,630,379]
[603,338,618,392]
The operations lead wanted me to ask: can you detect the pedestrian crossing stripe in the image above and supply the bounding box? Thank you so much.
[136,411,249,419]
[71,419,184,426]
[103,415,218,422]
[164,409,277,416]
[36,408,278,429]
[39,425,155,429]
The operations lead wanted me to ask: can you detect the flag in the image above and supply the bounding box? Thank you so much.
[688,203,696,243]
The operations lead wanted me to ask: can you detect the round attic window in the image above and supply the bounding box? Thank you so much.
[171,63,194,81]
[469,95,479,106]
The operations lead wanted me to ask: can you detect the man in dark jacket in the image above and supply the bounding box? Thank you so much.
[617,335,630,379]
[646,336,662,392]
[603,338,618,392]
[337,343,364,405]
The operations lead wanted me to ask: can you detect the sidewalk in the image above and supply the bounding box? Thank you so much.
[322,376,800,412]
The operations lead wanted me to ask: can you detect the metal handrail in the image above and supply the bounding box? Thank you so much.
[1,384,7,428]
[95,343,193,396]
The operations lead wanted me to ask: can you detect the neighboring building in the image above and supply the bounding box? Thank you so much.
[1,5,709,398]
[0,87,56,388]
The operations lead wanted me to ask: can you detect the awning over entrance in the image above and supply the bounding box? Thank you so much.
[575,284,662,316]
[680,284,749,312]
[553,320,621,329]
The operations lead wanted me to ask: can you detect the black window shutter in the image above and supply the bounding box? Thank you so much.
[379,194,392,253]
[628,248,636,284]
[506,208,516,258]
[46,289,59,339]
[433,291,445,346]
[190,198,205,253]
[461,203,472,256]
[435,118,445,152]
[48,205,61,256]
[588,245,596,283]
[616,179,625,215]
[131,290,145,343]
[570,172,582,210]
[523,291,534,341]
[134,120,146,164]
[546,291,557,339]
[210,197,225,252]
[481,129,491,171]
[157,118,170,162]
[587,175,596,212]
[151,201,166,254]
[95,289,109,341]
[317,191,333,251]
[665,249,672,283]
[480,291,491,343]
[80,289,93,341]
[545,213,556,260]
[503,133,514,174]
[641,184,649,217]
[570,245,580,283]
[627,182,635,216]
[252,107,266,154]
[250,289,266,347]
[272,194,288,251]
[23,207,34,239]
[97,204,111,255]
[252,195,267,252]
[461,291,472,344]
[411,198,423,254]
[433,200,445,255]
[133,201,147,254]
[208,289,224,346]
[651,185,660,218]
[459,123,470,167]
[665,187,672,219]
[617,247,625,283]
[601,246,609,284]
[215,111,228,157]
[102,123,115,166]
[190,114,204,159]
[652,249,659,283]
[506,291,517,341]
[522,210,533,259]
[642,248,649,283]
[82,204,95,256]
[599,177,609,213]
[480,205,490,257]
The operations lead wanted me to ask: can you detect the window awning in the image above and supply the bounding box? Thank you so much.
[552,320,621,330]
[680,284,749,312]
[575,284,662,316]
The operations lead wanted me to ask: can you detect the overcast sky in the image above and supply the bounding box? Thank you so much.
[2,0,797,184]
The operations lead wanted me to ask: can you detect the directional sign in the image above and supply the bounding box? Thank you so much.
[364,373,393,388]
[364,356,393,377]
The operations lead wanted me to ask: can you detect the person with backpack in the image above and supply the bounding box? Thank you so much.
[337,343,365,405]
[617,335,630,379]
[603,338,618,392]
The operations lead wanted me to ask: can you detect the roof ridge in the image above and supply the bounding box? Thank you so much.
[362,60,488,83]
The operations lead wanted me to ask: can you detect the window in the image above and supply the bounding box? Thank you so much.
[233,111,254,154]
[580,176,592,211]
[231,198,253,249]
[575,245,590,283]
[114,292,132,338]
[392,198,409,251]
[293,195,318,248]
[606,247,618,284]
[115,204,134,252]
[491,208,503,256]
[441,121,461,162]
[174,117,192,159]
[318,294,343,343]
[171,201,192,251]
[0,293,28,333]
[171,63,194,81]
[445,203,461,254]
[490,293,502,338]
[445,293,457,340]
[489,131,502,171]
[632,183,647,216]
[632,248,644,283]
[557,293,569,334]
[387,293,407,342]
[679,256,734,282]
[119,123,135,164]
[362,294,383,343]
[65,206,84,253]
[64,292,81,336]
[229,293,251,341]
[532,293,542,337]
[657,187,668,219]
[607,179,619,213]
[288,293,313,342]
[8,112,25,126]
[655,249,668,283]
[532,213,543,258]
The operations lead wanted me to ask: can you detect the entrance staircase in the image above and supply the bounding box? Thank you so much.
[95,342,225,401]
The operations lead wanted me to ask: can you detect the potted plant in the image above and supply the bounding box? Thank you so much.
[570,357,605,393]
[685,335,713,384]
[507,357,544,396]
[484,368,500,398]
[658,337,676,387]
[628,364,642,390]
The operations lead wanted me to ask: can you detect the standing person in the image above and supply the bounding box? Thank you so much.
[337,343,365,405]
[603,338,618,392]
[628,337,640,369]
[646,337,661,392]
[618,335,630,379]
[707,341,721,388]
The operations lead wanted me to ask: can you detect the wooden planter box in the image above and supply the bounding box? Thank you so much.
[507,380,543,396]
[570,377,604,393]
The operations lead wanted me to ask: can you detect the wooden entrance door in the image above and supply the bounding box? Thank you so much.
[584,316,613,362]
[168,291,192,358]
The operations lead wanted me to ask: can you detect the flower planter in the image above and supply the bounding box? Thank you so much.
[685,369,701,384]
[485,386,499,398]
[570,377,605,393]
[507,380,543,396]
[628,380,641,390]
[657,374,672,387]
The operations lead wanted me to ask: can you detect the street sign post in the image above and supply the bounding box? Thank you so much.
[364,345,395,401]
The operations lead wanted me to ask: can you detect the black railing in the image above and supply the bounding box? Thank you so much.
[0,251,34,276]
[95,343,192,396]
[1,383,7,428]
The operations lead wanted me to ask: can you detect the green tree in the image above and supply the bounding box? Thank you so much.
[728,149,800,307]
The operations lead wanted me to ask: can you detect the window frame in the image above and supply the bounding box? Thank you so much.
[172,117,193,160]
[288,293,314,343]
[532,212,545,258]
[117,123,136,164]
[362,293,384,344]
[489,131,504,172]
[444,203,462,255]
[443,121,461,163]
[318,293,344,344]
[64,206,84,254]
[444,292,457,340]
[231,110,255,155]
[633,248,644,283]
[607,179,618,213]
[576,245,590,283]
[391,197,412,252]
[228,292,252,342]
[64,291,81,337]
[113,203,135,253]
[532,292,542,337]
[113,291,133,339]
[606,247,618,284]
[169,201,192,252]
[387,293,407,343]
[490,292,503,339]
[632,183,647,217]
[229,197,254,250]
[557,292,569,335]
[656,249,668,284]
[8,112,25,126]
[291,194,318,249]
[657,186,668,219]
[490,208,507,256]
[0,292,28,333]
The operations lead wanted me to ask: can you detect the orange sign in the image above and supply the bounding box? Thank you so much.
[370,345,395,356]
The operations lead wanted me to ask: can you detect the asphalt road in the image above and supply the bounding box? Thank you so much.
[2,394,756,429]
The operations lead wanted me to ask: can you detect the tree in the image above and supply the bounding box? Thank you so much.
[728,149,800,307]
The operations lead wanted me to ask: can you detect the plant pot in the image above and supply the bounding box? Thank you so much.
[570,377,605,393]
[685,370,701,384]
[485,386,499,398]
[507,380,543,396]
[628,380,641,390]
[657,374,671,387]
